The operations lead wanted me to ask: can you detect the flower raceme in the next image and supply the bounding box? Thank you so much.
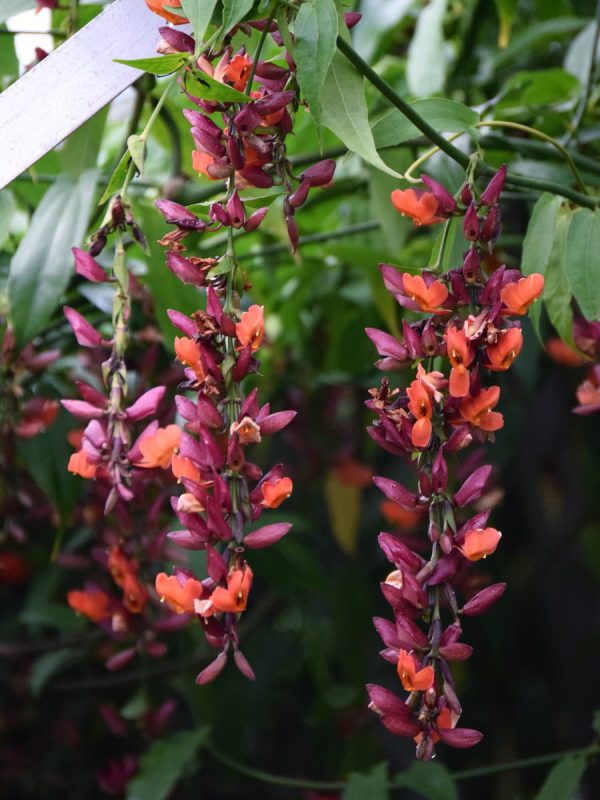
[366,166,544,758]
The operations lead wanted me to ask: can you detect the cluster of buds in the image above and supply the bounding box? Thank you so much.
[366,166,545,758]
[152,209,296,683]
[148,3,339,251]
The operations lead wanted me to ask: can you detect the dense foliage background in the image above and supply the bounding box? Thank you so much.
[2,0,600,798]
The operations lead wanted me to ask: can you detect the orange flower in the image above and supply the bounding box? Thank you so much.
[500,273,544,315]
[391,189,443,226]
[137,424,181,469]
[576,378,600,408]
[458,387,504,432]
[209,566,253,614]
[221,53,253,92]
[108,547,132,589]
[261,477,293,508]
[460,527,502,561]
[144,0,188,24]
[192,150,218,179]
[546,337,586,367]
[236,305,265,351]
[381,499,422,529]
[122,572,149,614]
[171,454,203,484]
[67,449,97,479]
[402,274,449,314]
[174,336,205,380]
[156,572,204,614]
[397,649,435,692]
[407,379,433,448]
[414,705,456,745]
[415,363,447,402]
[67,589,109,622]
[444,325,475,397]
[230,416,262,444]
[487,328,523,371]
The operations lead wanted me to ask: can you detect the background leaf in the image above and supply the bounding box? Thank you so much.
[324,469,362,556]
[543,209,575,346]
[406,0,448,97]
[221,0,254,32]
[343,763,389,800]
[564,208,600,321]
[8,170,97,346]
[179,0,218,49]
[394,761,458,800]
[533,755,586,800]
[294,0,338,134]
[373,98,479,149]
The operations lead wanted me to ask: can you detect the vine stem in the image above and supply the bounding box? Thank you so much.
[335,37,599,210]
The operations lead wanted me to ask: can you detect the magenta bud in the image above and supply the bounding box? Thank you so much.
[254,61,288,80]
[444,424,472,453]
[421,175,457,215]
[206,544,228,583]
[158,26,194,53]
[301,159,336,187]
[379,263,405,295]
[63,306,104,348]
[61,399,105,419]
[373,476,418,510]
[155,199,201,230]
[286,216,299,253]
[438,727,483,749]
[463,202,480,241]
[378,532,423,571]
[402,321,423,360]
[258,410,296,436]
[244,522,292,549]
[207,160,235,180]
[373,616,400,649]
[462,582,506,616]
[167,308,197,337]
[238,165,274,188]
[460,183,473,205]
[366,684,408,717]
[480,164,507,206]
[233,647,256,681]
[462,248,480,283]
[196,651,228,684]
[183,109,219,136]
[254,91,295,116]
[166,252,205,287]
[344,11,362,28]
[223,138,242,172]
[167,530,206,550]
[210,202,230,227]
[234,103,262,134]
[192,128,226,158]
[365,327,408,363]
[454,464,492,507]
[396,614,429,648]
[72,247,107,283]
[288,178,311,209]
[232,344,253,382]
[126,387,165,421]
[243,207,268,232]
[420,319,438,357]
[197,394,224,428]
[105,648,137,672]
[440,532,453,554]
[439,642,473,660]
[226,191,245,229]
[381,714,422,738]
[480,205,502,243]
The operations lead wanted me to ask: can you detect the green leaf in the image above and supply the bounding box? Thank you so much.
[184,69,252,103]
[406,0,448,97]
[221,0,254,32]
[494,0,518,47]
[0,189,16,250]
[343,763,389,800]
[543,209,575,346]
[294,0,338,134]
[179,0,218,49]
[564,21,600,86]
[491,18,586,70]
[99,150,131,204]
[373,98,479,149]
[30,648,81,696]
[0,0,36,23]
[114,54,189,75]
[320,51,402,178]
[498,68,580,110]
[8,170,97,346]
[534,755,586,800]
[522,192,564,337]
[394,761,458,800]
[126,728,209,800]
[60,106,108,178]
[564,208,600,321]
[127,134,147,176]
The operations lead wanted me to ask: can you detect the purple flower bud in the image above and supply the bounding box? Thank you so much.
[480,265,506,306]
[126,387,165,421]
[461,582,506,616]
[166,252,206,287]
[225,192,245,229]
[421,175,457,215]
[233,103,262,134]
[286,216,299,253]
[438,727,483,749]
[239,165,274,189]
[480,164,507,206]
[155,199,200,230]
[460,183,473,205]
[258,410,296,435]
[233,647,256,681]
[61,399,105,419]
[301,159,336,187]
[288,179,311,209]
[105,648,137,672]
[381,714,422,738]
[206,544,228,583]
[167,530,206,550]
[463,202,480,241]
[167,309,197,337]
[420,319,438,357]
[158,26,194,53]
[379,263,405,295]
[454,464,492,507]
[210,202,230,226]
[72,247,107,283]
[196,651,228,684]
[378,533,423,571]
[373,616,400,649]
[192,128,226,158]
[63,306,104,348]
[432,451,448,493]
[366,684,407,717]
[480,205,502,243]
[373,476,418,510]
[344,11,362,28]
[244,207,268,232]
[462,248,480,283]
[365,327,408,362]
[448,269,470,304]
[254,91,295,116]
[397,614,429,649]
[197,394,224,428]
[232,344,253,382]
[244,522,292,549]
[444,424,472,453]
[75,380,106,407]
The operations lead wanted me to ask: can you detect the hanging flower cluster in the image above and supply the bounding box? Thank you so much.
[366,166,545,759]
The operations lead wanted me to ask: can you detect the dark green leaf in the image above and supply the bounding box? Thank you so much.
[394,761,458,800]
[534,755,586,800]
[406,0,448,97]
[498,68,580,109]
[491,18,586,70]
[543,209,575,346]
[343,763,389,800]
[320,52,402,177]
[522,192,563,337]
[114,54,189,75]
[294,0,338,133]
[30,648,82,696]
[8,171,97,346]
[184,69,251,103]
[373,98,479,149]
[221,0,254,32]
[564,208,600,321]
[126,728,209,800]
[179,0,218,49]
[99,150,131,204]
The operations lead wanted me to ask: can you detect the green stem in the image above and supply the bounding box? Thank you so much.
[335,37,599,210]
[453,743,600,781]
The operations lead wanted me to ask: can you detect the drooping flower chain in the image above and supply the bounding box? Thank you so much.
[366,167,545,758]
